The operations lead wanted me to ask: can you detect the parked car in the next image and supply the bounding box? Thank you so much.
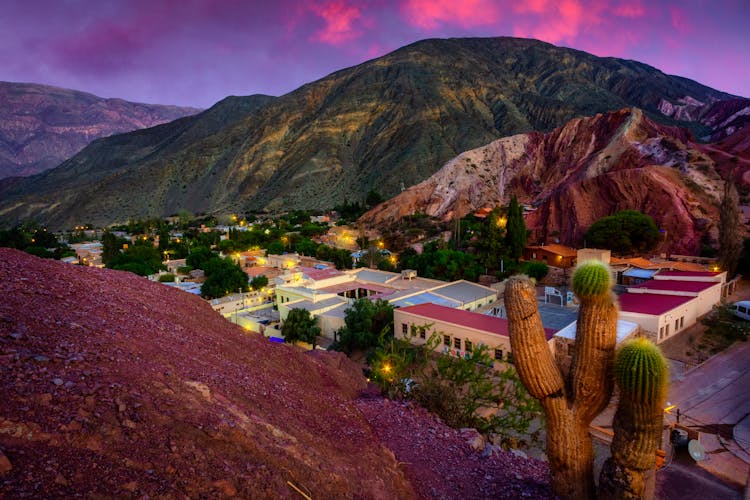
[731,301,750,321]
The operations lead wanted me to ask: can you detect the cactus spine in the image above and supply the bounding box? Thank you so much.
[504,261,618,499]
[599,338,669,499]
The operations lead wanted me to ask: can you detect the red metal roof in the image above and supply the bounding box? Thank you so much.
[618,293,693,315]
[657,270,721,277]
[297,266,344,281]
[630,280,717,293]
[399,303,556,340]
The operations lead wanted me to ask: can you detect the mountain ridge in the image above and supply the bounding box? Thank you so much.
[0,81,202,179]
[0,36,743,229]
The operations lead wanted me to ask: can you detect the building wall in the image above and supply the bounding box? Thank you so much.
[392,309,553,367]
[618,302,696,344]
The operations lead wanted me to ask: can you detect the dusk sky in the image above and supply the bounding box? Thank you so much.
[2,0,748,108]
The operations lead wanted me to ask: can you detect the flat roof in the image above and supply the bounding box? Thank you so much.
[617,292,693,316]
[390,292,461,309]
[298,266,344,281]
[430,280,496,303]
[399,303,555,340]
[349,268,399,284]
[630,280,716,293]
[657,270,722,278]
[623,268,658,279]
[555,319,639,343]
[318,280,395,295]
[525,244,577,257]
[287,296,347,312]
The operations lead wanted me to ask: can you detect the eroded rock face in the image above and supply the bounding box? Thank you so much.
[361,108,725,254]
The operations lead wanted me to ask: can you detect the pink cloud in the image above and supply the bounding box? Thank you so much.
[308,0,365,45]
[613,0,646,18]
[513,0,595,44]
[669,6,692,35]
[401,0,502,30]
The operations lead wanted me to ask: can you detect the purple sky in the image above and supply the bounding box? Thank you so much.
[2,0,748,108]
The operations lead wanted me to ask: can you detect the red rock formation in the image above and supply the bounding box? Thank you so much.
[361,108,727,254]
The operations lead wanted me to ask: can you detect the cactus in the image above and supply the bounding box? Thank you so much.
[599,338,669,499]
[503,262,618,499]
[571,260,611,298]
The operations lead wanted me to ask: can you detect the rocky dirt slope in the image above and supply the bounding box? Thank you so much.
[0,82,200,179]
[362,108,728,254]
[0,248,552,498]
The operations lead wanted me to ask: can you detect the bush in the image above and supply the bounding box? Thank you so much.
[521,260,549,281]
[158,274,176,282]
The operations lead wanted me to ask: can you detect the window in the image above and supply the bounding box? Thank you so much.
[419,328,426,339]
[675,319,679,332]
[454,337,461,350]
[665,324,670,336]
[680,317,684,328]
[659,326,664,339]
[443,335,451,347]
[494,348,503,360]
[465,340,473,352]
[506,352,513,364]
[402,323,408,335]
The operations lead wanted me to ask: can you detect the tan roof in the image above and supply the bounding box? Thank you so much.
[526,244,577,257]
[610,257,708,272]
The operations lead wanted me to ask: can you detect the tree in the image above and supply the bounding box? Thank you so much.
[718,176,742,277]
[109,244,165,276]
[334,299,394,353]
[250,275,269,290]
[504,195,526,259]
[185,246,215,270]
[585,210,660,255]
[521,260,549,281]
[101,230,125,265]
[200,257,249,299]
[282,308,321,348]
[477,206,507,271]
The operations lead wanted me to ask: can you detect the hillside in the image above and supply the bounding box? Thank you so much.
[0,82,201,179]
[0,248,553,498]
[0,37,738,230]
[361,108,729,254]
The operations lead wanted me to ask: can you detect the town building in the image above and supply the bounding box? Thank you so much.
[523,244,578,268]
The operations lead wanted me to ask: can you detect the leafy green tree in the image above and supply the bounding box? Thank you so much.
[585,210,660,255]
[109,244,165,276]
[266,240,284,255]
[295,237,318,256]
[250,275,269,290]
[334,299,394,354]
[102,230,126,265]
[185,246,215,270]
[505,195,526,259]
[521,260,549,281]
[282,308,321,348]
[477,206,508,271]
[200,257,249,299]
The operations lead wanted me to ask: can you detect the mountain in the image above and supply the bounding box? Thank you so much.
[0,248,553,497]
[361,108,729,255]
[0,37,740,230]
[0,82,201,179]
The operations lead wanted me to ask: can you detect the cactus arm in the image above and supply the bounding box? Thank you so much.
[505,276,566,400]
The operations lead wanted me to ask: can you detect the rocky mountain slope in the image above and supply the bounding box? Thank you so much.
[0,248,553,498]
[0,37,738,230]
[361,108,731,254]
[0,82,200,179]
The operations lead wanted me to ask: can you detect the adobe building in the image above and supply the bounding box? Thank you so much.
[523,244,577,268]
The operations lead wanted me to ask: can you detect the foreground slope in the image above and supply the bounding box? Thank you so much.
[0,248,414,497]
[0,249,554,498]
[362,108,727,254]
[0,82,200,179]
[0,37,736,229]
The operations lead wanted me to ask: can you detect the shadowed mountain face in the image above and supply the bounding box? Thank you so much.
[0,82,201,179]
[361,108,733,255]
[0,37,739,229]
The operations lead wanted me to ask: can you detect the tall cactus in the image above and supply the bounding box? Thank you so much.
[599,338,669,499]
[504,261,618,499]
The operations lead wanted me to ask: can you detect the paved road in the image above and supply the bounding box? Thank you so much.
[666,338,750,488]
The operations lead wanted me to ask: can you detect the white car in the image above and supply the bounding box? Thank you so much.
[732,300,750,321]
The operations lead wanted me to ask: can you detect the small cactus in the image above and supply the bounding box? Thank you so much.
[599,338,669,499]
[572,260,611,298]
[614,337,669,405]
